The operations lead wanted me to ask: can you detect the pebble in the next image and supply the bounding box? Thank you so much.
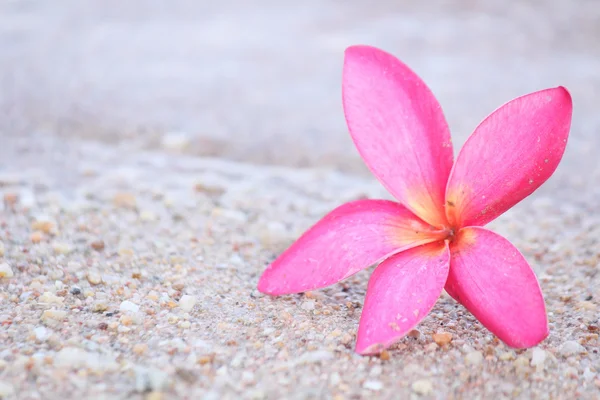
[87,271,102,285]
[0,381,15,397]
[41,309,67,323]
[0,263,14,278]
[531,348,547,368]
[52,242,72,255]
[179,295,197,312]
[301,300,315,311]
[113,193,137,209]
[120,300,140,313]
[161,132,191,151]
[363,380,383,391]
[31,217,55,234]
[39,292,64,304]
[432,332,452,346]
[560,341,586,356]
[33,326,52,342]
[90,240,105,251]
[465,351,484,365]
[412,379,433,395]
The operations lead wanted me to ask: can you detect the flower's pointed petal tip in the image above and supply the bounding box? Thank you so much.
[355,340,392,356]
[447,227,548,348]
[355,242,451,355]
[342,45,453,227]
[445,86,573,227]
[256,199,442,296]
[507,326,549,350]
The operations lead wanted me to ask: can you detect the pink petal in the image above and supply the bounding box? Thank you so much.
[446,227,548,348]
[342,45,453,228]
[258,200,446,295]
[356,241,450,354]
[445,87,573,227]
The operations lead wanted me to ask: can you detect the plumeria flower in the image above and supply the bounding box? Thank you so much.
[258,45,573,355]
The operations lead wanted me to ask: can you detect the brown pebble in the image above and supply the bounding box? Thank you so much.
[3,193,18,207]
[379,350,391,361]
[30,232,44,244]
[90,240,105,251]
[588,325,599,332]
[98,322,108,330]
[198,354,214,365]
[31,220,54,234]
[112,192,137,209]
[432,332,453,346]
[407,329,421,338]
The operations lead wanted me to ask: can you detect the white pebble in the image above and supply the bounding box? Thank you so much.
[583,367,596,381]
[560,340,586,356]
[301,300,315,311]
[161,132,191,151]
[363,380,383,391]
[87,271,102,285]
[41,309,67,323]
[0,263,14,279]
[119,300,140,313]
[179,295,197,312]
[465,351,484,365]
[412,379,433,395]
[531,348,547,367]
[34,326,52,342]
[39,292,64,304]
[0,381,15,397]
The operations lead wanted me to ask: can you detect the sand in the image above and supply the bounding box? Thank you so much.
[1,1,599,399]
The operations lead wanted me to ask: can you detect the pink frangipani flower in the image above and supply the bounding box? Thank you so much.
[258,45,573,355]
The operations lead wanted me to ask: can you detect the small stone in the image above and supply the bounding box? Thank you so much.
[90,240,105,251]
[583,367,596,381]
[530,348,547,368]
[363,380,383,391]
[41,309,67,324]
[119,300,140,313]
[499,351,515,361]
[412,379,433,395]
[92,301,109,313]
[3,192,18,207]
[70,286,82,295]
[133,344,148,355]
[432,332,452,346]
[465,351,484,365]
[179,295,197,312]
[87,271,102,285]
[0,381,15,397]
[34,326,52,342]
[379,350,390,361]
[31,217,55,234]
[113,192,137,209]
[39,292,64,304]
[301,300,316,311]
[145,392,163,400]
[52,242,72,255]
[140,210,157,222]
[0,263,14,279]
[30,231,44,243]
[560,340,586,356]
[161,132,191,151]
[407,329,421,338]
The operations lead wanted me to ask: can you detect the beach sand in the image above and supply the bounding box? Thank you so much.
[1,1,599,398]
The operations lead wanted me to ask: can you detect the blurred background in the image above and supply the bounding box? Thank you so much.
[1,0,599,175]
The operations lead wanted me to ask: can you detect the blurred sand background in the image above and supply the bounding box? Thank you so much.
[0,1,599,399]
